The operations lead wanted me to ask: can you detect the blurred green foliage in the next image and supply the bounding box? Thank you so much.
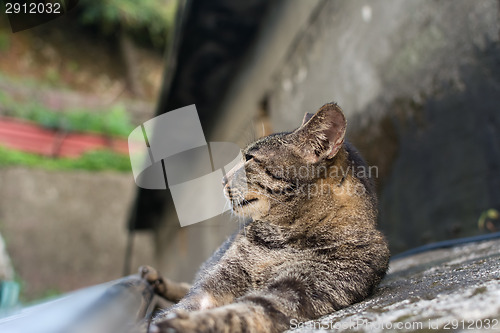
[0,91,134,137]
[78,0,177,48]
[0,146,132,172]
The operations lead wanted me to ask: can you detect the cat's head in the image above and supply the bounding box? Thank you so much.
[223,103,352,222]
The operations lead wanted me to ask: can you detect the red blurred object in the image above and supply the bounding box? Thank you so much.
[0,117,130,158]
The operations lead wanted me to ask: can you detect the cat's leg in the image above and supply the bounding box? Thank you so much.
[149,258,377,333]
[153,274,243,316]
[140,265,191,303]
[150,301,279,333]
[150,289,302,333]
[152,259,253,323]
[150,266,344,333]
[150,294,291,333]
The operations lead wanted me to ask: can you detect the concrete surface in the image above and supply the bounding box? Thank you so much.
[290,238,500,332]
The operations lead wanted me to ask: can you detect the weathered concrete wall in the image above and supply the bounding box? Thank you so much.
[212,0,321,144]
[215,0,500,253]
[0,167,153,300]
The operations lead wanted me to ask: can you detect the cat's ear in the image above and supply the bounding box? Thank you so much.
[294,103,346,163]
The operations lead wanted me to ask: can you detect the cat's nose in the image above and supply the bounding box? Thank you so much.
[222,175,228,186]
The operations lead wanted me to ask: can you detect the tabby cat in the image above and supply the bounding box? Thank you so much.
[142,103,390,333]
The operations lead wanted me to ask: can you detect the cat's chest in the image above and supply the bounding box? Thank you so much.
[239,243,288,288]
[232,226,303,288]
[245,221,290,248]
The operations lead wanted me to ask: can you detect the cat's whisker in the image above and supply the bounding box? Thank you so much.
[240,216,246,236]
[221,196,231,215]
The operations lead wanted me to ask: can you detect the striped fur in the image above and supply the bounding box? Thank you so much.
[151,103,389,333]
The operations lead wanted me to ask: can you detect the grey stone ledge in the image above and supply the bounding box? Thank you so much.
[290,238,500,332]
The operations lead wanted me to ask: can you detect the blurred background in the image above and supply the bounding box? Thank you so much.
[0,0,174,303]
[0,0,499,308]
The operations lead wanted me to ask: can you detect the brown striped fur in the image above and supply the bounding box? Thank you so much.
[148,103,389,332]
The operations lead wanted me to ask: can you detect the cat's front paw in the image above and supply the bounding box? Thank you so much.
[139,265,167,296]
[150,310,214,333]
